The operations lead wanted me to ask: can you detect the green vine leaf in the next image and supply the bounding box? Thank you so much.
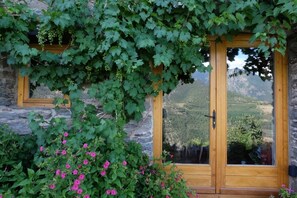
[1,0,297,121]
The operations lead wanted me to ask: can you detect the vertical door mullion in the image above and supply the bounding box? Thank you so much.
[215,41,228,193]
[209,41,217,189]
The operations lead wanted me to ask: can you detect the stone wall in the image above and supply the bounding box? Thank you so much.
[0,56,17,106]
[0,58,153,155]
[125,98,153,157]
[287,33,297,191]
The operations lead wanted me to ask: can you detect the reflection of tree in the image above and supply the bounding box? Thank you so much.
[228,48,273,81]
[228,115,263,150]
[227,115,265,164]
[227,48,239,62]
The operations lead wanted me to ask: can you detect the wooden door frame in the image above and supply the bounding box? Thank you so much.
[152,34,288,196]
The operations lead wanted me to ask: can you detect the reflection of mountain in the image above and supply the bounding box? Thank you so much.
[191,70,273,102]
[227,69,273,103]
[163,70,272,148]
[192,71,209,84]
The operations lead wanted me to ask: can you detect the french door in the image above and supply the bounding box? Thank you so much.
[153,35,288,196]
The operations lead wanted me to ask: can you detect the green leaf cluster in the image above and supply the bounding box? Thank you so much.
[1,0,297,121]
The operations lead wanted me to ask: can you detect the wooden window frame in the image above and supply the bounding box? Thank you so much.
[17,44,70,108]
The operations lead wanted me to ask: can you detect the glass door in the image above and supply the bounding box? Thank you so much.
[216,36,288,195]
[153,35,288,196]
[155,41,217,193]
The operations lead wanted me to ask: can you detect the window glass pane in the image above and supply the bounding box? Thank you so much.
[29,81,63,99]
[227,48,275,165]
[163,48,210,164]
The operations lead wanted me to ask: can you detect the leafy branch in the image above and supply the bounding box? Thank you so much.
[0,0,297,122]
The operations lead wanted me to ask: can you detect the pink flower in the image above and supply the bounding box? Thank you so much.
[122,160,127,166]
[161,182,165,188]
[61,172,67,179]
[84,195,90,198]
[0,194,2,198]
[77,189,83,194]
[166,195,170,198]
[49,184,56,189]
[61,150,67,155]
[71,184,79,191]
[83,159,89,165]
[83,143,88,148]
[66,164,71,169]
[62,140,67,144]
[55,150,60,155]
[106,189,117,195]
[78,174,85,180]
[55,169,61,176]
[40,146,44,152]
[103,160,110,169]
[72,169,78,175]
[100,170,106,176]
[74,179,81,185]
[110,189,117,195]
[90,152,96,158]
[64,132,69,137]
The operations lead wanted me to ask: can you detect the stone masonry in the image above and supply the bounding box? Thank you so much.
[0,55,17,106]
[287,32,297,191]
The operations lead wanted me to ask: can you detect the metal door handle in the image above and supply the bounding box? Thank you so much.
[204,110,216,129]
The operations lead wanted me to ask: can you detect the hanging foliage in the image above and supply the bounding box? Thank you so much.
[0,0,297,121]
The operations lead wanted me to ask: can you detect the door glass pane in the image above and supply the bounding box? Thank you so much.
[227,48,275,165]
[163,49,210,164]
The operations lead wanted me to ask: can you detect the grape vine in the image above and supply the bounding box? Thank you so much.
[0,0,297,122]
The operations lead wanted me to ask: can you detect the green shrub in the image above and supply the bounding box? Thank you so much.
[0,101,195,197]
[0,124,37,169]
[0,124,40,197]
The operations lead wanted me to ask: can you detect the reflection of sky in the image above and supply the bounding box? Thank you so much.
[203,62,209,67]
[227,49,272,78]
[227,51,247,69]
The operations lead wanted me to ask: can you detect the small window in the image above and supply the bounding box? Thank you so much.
[17,44,70,107]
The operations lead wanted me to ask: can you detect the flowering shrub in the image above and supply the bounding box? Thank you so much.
[29,103,144,197]
[0,99,195,197]
[278,185,297,198]
[136,160,197,198]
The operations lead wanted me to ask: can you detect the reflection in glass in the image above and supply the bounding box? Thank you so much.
[163,49,210,164]
[227,48,275,165]
[29,80,63,99]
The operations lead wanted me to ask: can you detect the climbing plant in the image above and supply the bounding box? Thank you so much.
[1,0,297,122]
